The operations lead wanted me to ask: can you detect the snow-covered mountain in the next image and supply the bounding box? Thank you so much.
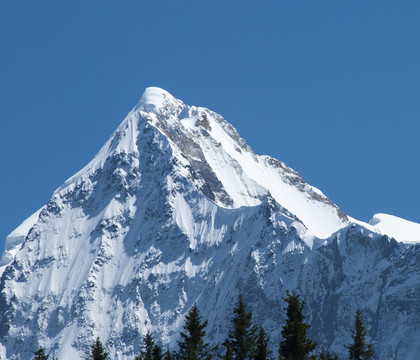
[1,87,419,359]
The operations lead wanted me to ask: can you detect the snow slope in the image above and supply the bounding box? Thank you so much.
[0,87,419,360]
[0,208,43,270]
[369,213,420,244]
[132,88,348,239]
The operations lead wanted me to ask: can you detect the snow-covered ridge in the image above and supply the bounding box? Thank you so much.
[348,213,420,244]
[135,87,348,238]
[17,87,346,240]
[369,213,420,244]
[3,87,418,277]
[1,87,420,360]
[0,208,43,270]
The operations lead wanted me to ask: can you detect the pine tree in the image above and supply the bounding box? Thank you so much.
[34,347,49,360]
[254,326,272,360]
[317,347,339,360]
[136,331,155,360]
[135,331,163,360]
[163,347,173,360]
[345,310,374,360]
[87,337,108,360]
[176,303,211,360]
[278,291,316,360]
[223,343,234,360]
[153,343,163,360]
[225,294,257,360]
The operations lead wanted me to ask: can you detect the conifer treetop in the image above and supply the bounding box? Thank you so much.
[34,347,49,360]
[345,310,374,360]
[176,303,211,360]
[278,291,316,360]
[87,337,108,360]
[225,294,257,360]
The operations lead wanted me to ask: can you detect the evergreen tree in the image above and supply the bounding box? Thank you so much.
[34,347,49,360]
[345,310,374,360]
[153,343,163,360]
[278,291,316,360]
[163,347,173,360]
[136,331,155,360]
[136,331,163,360]
[87,337,108,360]
[254,326,272,360]
[317,347,339,360]
[225,294,257,360]
[223,343,234,360]
[176,303,211,360]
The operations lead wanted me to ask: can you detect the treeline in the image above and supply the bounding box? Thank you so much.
[33,291,374,360]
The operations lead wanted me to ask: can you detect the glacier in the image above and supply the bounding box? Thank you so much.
[1,87,419,359]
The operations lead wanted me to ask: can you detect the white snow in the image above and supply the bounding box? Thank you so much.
[347,214,420,244]
[369,213,420,244]
[174,104,347,239]
[0,207,43,273]
[1,87,418,360]
[134,87,174,113]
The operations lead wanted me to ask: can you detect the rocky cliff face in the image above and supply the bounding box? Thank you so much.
[0,88,419,359]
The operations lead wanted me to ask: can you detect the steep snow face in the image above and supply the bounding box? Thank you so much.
[47,86,346,241]
[300,224,420,360]
[0,208,43,271]
[0,87,419,360]
[133,87,347,239]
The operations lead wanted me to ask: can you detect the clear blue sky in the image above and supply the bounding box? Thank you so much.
[1,1,419,252]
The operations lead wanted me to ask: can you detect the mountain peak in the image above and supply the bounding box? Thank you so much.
[134,87,182,114]
[1,89,420,359]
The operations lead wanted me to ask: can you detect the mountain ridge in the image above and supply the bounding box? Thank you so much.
[1,87,419,359]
